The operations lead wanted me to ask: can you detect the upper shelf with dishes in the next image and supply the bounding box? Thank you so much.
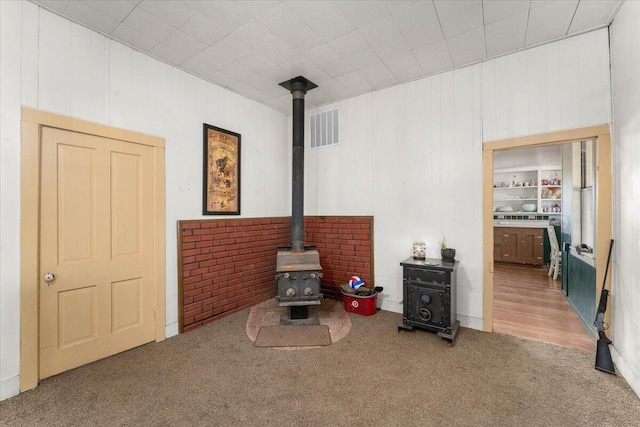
[493,168,562,214]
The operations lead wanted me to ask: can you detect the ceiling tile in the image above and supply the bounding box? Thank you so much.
[485,11,528,57]
[206,70,239,89]
[138,1,207,28]
[569,0,621,34]
[344,47,381,71]
[284,63,332,86]
[33,0,70,13]
[122,6,176,41]
[318,59,355,78]
[244,74,287,98]
[228,79,272,103]
[421,55,454,75]
[83,0,138,22]
[150,42,190,66]
[438,3,484,39]
[199,1,254,34]
[486,33,526,58]
[161,30,208,58]
[62,1,120,35]
[485,11,528,40]
[192,45,235,71]
[29,0,619,113]
[433,0,481,19]
[368,72,399,90]
[369,36,411,60]
[221,0,280,19]
[232,20,276,50]
[525,0,578,45]
[384,0,419,15]
[328,31,369,58]
[181,56,218,78]
[258,39,298,65]
[111,23,159,51]
[482,0,530,25]
[391,64,427,81]
[260,66,294,84]
[257,2,324,53]
[450,43,486,67]
[204,36,255,62]
[383,51,419,75]
[446,27,485,54]
[285,1,355,42]
[277,56,331,85]
[357,16,403,45]
[236,53,278,74]
[334,1,390,29]
[334,71,374,93]
[413,40,450,65]
[359,61,393,83]
[179,13,232,45]
[392,1,444,49]
[220,60,256,80]
[303,44,341,67]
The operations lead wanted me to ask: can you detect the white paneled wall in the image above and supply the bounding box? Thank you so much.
[0,2,288,400]
[306,29,611,330]
[610,0,640,398]
[483,29,611,141]
[0,1,621,402]
[306,65,484,328]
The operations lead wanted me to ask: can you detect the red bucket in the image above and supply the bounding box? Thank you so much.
[342,291,377,316]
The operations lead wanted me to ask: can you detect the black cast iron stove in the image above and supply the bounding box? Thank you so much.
[275,76,322,319]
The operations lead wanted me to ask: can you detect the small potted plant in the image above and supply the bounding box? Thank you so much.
[440,234,456,262]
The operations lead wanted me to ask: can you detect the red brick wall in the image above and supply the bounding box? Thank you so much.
[304,216,374,299]
[178,218,290,332]
[178,216,373,332]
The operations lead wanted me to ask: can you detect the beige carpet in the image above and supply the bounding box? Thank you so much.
[1,306,639,426]
[254,325,331,347]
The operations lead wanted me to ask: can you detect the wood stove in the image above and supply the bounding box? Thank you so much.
[275,76,322,318]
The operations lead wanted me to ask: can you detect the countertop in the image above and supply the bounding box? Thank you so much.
[494,220,551,228]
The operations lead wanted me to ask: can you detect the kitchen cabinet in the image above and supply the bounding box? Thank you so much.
[494,227,543,265]
[494,169,562,214]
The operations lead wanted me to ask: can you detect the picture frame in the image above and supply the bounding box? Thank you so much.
[203,123,241,215]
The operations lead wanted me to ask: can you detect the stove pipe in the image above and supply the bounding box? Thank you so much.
[279,76,317,251]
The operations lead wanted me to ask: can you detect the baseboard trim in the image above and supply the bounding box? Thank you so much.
[611,346,640,399]
[1,375,20,401]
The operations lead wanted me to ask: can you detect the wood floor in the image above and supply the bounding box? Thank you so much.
[493,262,595,353]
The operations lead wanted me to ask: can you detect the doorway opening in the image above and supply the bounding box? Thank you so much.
[482,125,612,351]
[491,141,596,351]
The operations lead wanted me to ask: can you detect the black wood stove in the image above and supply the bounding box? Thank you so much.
[275,76,322,319]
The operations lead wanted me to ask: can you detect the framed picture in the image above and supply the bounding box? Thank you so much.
[203,123,241,215]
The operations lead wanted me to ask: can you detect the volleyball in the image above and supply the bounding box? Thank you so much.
[349,275,365,289]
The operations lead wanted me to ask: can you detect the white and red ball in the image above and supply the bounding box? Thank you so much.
[349,275,365,289]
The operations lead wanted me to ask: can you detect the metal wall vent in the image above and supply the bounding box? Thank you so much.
[309,108,340,149]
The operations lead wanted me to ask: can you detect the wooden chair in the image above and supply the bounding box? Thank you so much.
[547,225,561,280]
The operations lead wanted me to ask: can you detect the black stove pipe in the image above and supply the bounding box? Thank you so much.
[279,76,317,253]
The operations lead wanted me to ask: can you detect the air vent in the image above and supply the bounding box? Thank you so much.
[309,108,340,149]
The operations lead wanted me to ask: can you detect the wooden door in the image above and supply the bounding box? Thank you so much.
[39,127,156,379]
[501,228,522,263]
[493,228,505,262]
[521,229,544,265]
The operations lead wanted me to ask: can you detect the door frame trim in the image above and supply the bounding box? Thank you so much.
[482,124,612,332]
[20,107,166,391]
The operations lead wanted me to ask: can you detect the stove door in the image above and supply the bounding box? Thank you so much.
[405,280,450,331]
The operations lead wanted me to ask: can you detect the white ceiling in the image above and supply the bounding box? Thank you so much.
[31,0,622,114]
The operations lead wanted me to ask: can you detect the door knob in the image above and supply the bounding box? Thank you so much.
[43,273,56,282]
